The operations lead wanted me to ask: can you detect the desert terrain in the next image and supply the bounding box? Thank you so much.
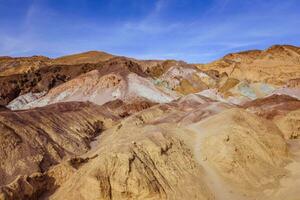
[0,45,299,200]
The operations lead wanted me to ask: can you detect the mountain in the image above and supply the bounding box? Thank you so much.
[53,51,115,65]
[197,45,300,85]
[0,44,300,200]
[6,57,179,110]
[0,51,114,77]
[0,61,103,105]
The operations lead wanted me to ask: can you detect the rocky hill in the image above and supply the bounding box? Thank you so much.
[197,45,300,85]
[53,51,114,65]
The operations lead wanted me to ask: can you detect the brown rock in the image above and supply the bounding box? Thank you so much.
[0,101,118,186]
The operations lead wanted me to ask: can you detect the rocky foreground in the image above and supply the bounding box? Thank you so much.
[0,45,300,200]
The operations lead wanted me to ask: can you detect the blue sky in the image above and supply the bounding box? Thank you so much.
[0,0,300,63]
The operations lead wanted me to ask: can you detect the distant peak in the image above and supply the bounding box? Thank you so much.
[53,50,115,64]
[265,44,300,53]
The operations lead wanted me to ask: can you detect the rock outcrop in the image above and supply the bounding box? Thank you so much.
[198,45,300,85]
[274,109,300,139]
[0,102,118,186]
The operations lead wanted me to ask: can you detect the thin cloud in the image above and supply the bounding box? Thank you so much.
[0,0,299,62]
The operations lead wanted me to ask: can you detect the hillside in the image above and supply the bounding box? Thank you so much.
[197,45,300,85]
[53,51,115,65]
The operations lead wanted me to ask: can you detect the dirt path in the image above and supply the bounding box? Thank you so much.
[187,125,252,200]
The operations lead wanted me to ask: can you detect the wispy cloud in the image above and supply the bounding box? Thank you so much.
[122,0,180,33]
[0,0,299,62]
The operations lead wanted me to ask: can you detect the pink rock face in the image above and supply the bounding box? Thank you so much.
[242,94,300,119]
[271,87,300,100]
[16,69,179,110]
[22,70,127,109]
[147,93,235,125]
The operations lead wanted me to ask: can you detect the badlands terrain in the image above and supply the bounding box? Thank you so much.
[0,44,299,200]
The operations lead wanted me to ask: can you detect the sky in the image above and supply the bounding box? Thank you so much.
[0,0,300,63]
